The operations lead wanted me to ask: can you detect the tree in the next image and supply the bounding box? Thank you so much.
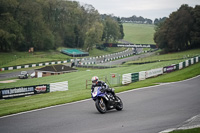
[0,0,24,51]
[117,17,124,39]
[190,5,200,48]
[154,4,195,52]
[102,16,121,43]
[84,22,103,51]
[0,0,124,52]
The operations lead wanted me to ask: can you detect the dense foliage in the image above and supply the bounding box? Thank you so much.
[154,17,167,25]
[154,4,200,53]
[0,0,124,52]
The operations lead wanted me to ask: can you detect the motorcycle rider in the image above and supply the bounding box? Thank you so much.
[91,76,116,97]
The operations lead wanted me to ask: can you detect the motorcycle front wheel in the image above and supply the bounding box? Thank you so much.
[95,98,107,114]
[115,96,123,111]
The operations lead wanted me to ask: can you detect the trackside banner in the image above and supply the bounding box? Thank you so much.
[0,84,50,99]
[145,68,163,78]
[103,43,157,48]
[163,65,177,73]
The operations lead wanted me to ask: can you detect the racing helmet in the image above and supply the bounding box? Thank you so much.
[91,76,99,85]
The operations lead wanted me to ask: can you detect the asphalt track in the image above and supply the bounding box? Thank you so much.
[0,76,200,133]
[98,50,155,66]
[0,70,34,80]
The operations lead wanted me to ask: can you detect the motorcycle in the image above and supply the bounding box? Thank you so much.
[91,86,123,113]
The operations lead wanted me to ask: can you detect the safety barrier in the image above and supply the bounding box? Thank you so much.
[0,60,70,72]
[50,81,68,92]
[122,56,200,85]
[122,73,132,85]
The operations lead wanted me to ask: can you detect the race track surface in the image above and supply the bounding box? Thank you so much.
[0,76,200,133]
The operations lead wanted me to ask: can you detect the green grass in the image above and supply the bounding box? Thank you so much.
[0,59,199,116]
[89,47,126,56]
[0,51,71,68]
[0,47,126,68]
[169,128,200,133]
[123,23,155,44]
[125,49,200,65]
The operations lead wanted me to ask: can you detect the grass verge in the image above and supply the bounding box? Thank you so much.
[169,128,200,133]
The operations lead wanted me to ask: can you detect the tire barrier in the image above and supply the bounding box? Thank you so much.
[0,60,70,72]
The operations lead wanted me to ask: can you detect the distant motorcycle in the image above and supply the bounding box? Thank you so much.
[91,86,123,113]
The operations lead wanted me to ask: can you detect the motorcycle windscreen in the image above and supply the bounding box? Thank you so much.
[92,87,100,97]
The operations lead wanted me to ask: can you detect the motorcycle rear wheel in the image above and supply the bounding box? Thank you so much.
[95,98,107,114]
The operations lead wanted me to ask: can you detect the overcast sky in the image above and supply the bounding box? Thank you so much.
[75,0,200,20]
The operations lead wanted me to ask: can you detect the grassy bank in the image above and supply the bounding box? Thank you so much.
[125,48,200,65]
[123,23,155,44]
[0,47,126,68]
[169,128,200,133]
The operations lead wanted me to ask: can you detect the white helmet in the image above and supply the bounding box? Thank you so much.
[91,76,99,85]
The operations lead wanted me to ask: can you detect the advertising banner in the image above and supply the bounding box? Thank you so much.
[0,86,35,99]
[34,84,50,94]
[145,68,163,78]
[0,84,50,99]
[103,43,157,48]
[163,65,176,73]
[131,73,139,82]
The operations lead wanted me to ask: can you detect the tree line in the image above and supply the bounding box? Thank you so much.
[0,0,124,52]
[154,4,200,53]
[121,15,153,24]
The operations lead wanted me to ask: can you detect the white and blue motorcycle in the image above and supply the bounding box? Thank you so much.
[91,86,123,113]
